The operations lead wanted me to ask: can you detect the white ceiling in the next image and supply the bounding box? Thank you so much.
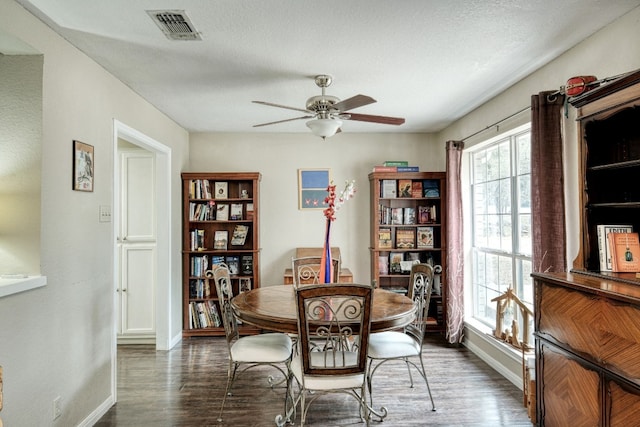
[12,0,640,134]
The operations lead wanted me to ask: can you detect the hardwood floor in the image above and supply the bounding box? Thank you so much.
[95,334,532,426]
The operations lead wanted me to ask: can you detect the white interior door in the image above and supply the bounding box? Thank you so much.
[118,150,156,342]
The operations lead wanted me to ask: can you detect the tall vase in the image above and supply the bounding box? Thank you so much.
[319,219,332,283]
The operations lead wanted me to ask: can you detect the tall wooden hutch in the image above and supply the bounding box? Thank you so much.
[533,69,640,425]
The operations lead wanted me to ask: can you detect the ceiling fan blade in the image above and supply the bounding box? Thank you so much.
[331,94,376,112]
[253,100,311,114]
[346,113,405,125]
[253,115,313,127]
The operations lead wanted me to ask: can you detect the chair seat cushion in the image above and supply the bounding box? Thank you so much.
[291,352,365,390]
[368,331,421,359]
[230,333,292,362]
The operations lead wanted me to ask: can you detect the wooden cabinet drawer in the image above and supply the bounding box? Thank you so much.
[538,282,640,384]
[538,341,600,426]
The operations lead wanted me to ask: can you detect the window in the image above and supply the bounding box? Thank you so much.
[469,126,532,331]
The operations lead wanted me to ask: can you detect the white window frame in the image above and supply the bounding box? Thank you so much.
[463,123,533,334]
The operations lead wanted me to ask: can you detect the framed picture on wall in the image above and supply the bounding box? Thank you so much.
[298,168,331,210]
[73,140,94,192]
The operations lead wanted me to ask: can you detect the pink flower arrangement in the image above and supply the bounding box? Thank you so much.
[323,180,356,221]
[319,179,355,283]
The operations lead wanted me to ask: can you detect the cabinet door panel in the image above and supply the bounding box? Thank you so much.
[539,342,600,427]
[121,244,156,335]
[608,379,640,426]
[600,301,640,384]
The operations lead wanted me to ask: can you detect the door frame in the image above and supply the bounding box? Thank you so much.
[111,120,173,399]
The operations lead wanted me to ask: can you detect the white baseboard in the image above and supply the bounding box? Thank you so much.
[78,395,115,427]
[463,323,529,391]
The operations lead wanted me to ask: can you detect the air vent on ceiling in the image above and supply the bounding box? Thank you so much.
[147,10,202,41]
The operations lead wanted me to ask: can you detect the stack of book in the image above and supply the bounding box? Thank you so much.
[372,160,420,173]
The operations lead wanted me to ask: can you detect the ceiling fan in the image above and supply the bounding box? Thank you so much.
[252,75,405,139]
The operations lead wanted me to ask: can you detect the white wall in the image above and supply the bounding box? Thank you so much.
[0,1,189,425]
[437,5,640,387]
[188,132,444,286]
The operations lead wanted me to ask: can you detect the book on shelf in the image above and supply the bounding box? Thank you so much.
[189,301,221,329]
[207,301,221,327]
[417,205,437,223]
[239,278,252,293]
[391,207,404,225]
[403,207,416,225]
[214,181,228,199]
[191,201,215,221]
[189,279,211,299]
[213,230,228,250]
[381,179,397,198]
[190,179,212,199]
[423,180,440,197]
[378,205,391,225]
[378,228,393,249]
[231,224,249,245]
[246,203,254,220]
[215,203,229,221]
[190,255,209,277]
[396,228,415,249]
[241,255,253,274]
[397,166,420,173]
[406,252,421,262]
[389,252,404,274]
[386,287,408,295]
[190,228,205,250]
[608,232,640,272]
[398,179,412,198]
[203,180,212,199]
[383,160,408,166]
[211,255,225,266]
[230,203,243,220]
[378,255,389,275]
[373,165,398,172]
[226,255,240,274]
[597,224,633,271]
[417,226,435,248]
[418,205,431,224]
[411,181,423,198]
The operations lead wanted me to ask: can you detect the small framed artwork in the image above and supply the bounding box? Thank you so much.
[73,140,94,192]
[298,168,331,210]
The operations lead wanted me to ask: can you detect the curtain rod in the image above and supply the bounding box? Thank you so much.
[461,106,530,142]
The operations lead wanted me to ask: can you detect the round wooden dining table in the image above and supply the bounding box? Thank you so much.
[231,284,416,334]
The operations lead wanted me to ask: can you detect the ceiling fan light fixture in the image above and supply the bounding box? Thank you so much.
[306,118,342,139]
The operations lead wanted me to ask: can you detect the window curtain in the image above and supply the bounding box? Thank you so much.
[445,140,464,344]
[531,91,567,273]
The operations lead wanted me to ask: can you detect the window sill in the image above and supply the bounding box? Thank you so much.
[0,275,47,298]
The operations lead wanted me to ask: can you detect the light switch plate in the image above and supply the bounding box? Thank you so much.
[99,205,112,223]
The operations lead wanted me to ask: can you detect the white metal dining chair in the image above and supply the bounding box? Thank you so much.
[276,283,383,426]
[206,264,293,423]
[366,263,436,418]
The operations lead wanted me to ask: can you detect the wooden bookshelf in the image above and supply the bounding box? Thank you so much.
[181,172,261,337]
[369,171,447,332]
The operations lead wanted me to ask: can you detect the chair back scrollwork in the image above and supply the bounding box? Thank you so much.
[295,283,373,376]
[405,263,434,346]
[206,264,239,347]
[291,256,341,287]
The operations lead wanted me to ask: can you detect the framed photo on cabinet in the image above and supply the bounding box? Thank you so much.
[73,140,94,192]
[298,168,331,210]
